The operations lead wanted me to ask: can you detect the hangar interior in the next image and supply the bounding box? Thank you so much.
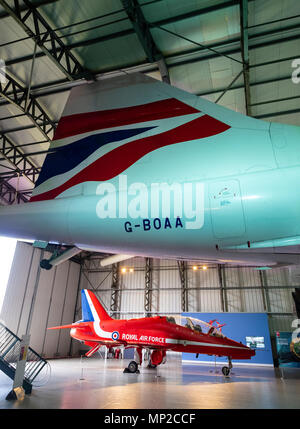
[1,241,298,358]
[0,0,300,409]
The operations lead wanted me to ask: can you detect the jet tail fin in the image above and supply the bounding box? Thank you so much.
[47,290,111,330]
[30,72,236,202]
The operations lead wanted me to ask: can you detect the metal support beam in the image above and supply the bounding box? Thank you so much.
[110,263,120,317]
[240,0,252,115]
[2,49,297,105]
[121,0,170,83]
[144,258,152,316]
[254,108,300,119]
[218,265,225,312]
[259,270,271,313]
[251,94,300,107]
[0,0,93,81]
[4,20,299,78]
[215,70,243,103]
[0,0,59,20]
[65,1,251,52]
[25,40,37,112]
[177,261,188,312]
[0,68,56,141]
[0,179,30,204]
[197,74,295,98]
[0,132,40,187]
[0,167,41,182]
[121,0,160,62]
[218,265,228,312]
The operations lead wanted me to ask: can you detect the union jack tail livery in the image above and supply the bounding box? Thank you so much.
[30,73,231,202]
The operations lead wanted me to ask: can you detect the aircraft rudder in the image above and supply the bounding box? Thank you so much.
[82,289,112,322]
[81,289,95,322]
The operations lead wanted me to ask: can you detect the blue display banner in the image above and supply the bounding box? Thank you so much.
[182,312,273,365]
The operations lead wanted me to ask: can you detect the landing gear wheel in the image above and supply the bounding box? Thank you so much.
[123,361,139,374]
[128,361,138,373]
[222,366,231,377]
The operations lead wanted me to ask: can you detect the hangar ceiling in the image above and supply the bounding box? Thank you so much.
[0,0,300,205]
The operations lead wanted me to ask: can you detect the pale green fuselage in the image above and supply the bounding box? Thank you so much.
[1,119,300,266]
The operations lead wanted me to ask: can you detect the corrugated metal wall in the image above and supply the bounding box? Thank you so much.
[0,241,81,358]
[80,256,298,337]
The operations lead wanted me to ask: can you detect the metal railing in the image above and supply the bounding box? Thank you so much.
[0,321,47,385]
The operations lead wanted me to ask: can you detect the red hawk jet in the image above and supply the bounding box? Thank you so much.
[49,289,255,376]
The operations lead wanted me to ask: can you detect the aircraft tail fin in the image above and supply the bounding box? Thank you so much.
[30,72,237,203]
[81,289,112,323]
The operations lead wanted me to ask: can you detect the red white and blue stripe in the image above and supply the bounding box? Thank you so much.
[31,97,230,202]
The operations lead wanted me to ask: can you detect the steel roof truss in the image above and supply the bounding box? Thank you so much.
[0,132,40,186]
[0,69,56,141]
[0,178,29,204]
[0,0,93,81]
[240,0,252,116]
[121,0,170,83]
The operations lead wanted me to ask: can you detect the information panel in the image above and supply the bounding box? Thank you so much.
[276,331,300,368]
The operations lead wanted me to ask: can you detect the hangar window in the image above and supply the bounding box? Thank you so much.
[0,237,17,313]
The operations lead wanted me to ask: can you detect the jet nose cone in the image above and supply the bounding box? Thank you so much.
[237,340,255,357]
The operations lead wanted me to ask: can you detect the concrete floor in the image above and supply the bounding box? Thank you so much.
[0,356,299,409]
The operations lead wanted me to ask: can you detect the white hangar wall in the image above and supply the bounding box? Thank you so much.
[0,241,81,358]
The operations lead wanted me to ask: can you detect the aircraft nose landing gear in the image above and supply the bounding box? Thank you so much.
[222,357,233,377]
[221,366,230,377]
[123,348,142,374]
[123,361,140,374]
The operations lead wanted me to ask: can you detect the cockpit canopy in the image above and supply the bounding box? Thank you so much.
[166,315,225,338]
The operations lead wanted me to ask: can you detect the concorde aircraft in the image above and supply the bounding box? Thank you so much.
[48,289,255,376]
[0,72,300,269]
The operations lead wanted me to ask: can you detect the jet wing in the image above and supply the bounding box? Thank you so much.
[179,249,300,268]
[75,249,134,267]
